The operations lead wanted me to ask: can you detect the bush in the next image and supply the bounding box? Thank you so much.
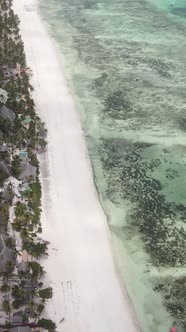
[29,152,39,168]
[29,261,44,279]
[1,284,10,292]
[28,182,42,225]
[38,287,53,300]
[38,318,56,332]
[2,300,10,313]
[12,285,25,299]
[0,170,9,186]
[6,260,15,274]
[12,299,23,309]
[37,303,45,314]
[11,156,22,178]
[23,239,49,258]
[5,237,15,249]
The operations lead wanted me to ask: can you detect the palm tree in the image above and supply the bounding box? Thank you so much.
[5,260,14,274]
[29,261,45,280]
[2,299,11,315]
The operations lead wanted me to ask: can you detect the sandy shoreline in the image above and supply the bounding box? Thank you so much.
[13,0,139,331]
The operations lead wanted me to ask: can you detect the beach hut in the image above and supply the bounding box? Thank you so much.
[0,143,8,152]
[10,326,31,332]
[11,314,24,325]
[0,160,11,176]
[2,185,14,204]
[31,328,44,332]
[18,164,37,181]
[17,260,29,273]
[2,63,21,79]
[0,105,16,124]
[21,249,31,263]
[0,234,16,273]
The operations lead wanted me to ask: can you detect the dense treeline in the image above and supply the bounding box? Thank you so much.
[0,1,55,330]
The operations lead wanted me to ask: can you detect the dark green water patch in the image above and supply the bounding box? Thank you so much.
[103,91,133,120]
[170,7,186,17]
[154,277,186,327]
[178,117,186,131]
[99,138,186,267]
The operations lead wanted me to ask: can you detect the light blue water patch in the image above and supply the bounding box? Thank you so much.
[147,0,186,23]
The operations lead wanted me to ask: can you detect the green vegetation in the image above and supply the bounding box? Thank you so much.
[11,285,26,308]
[38,287,53,300]
[37,303,45,315]
[29,261,45,279]
[0,167,9,186]
[38,318,56,332]
[11,156,21,178]
[0,200,9,232]
[1,283,10,292]
[2,300,10,314]
[28,181,42,225]
[23,239,49,258]
[12,285,25,298]
[13,202,34,233]
[5,236,15,249]
[0,0,55,328]
[29,151,39,168]
[5,260,14,274]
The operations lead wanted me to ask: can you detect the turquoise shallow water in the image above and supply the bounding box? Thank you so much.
[39,0,186,331]
[148,0,186,23]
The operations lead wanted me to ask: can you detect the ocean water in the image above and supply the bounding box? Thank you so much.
[38,0,186,331]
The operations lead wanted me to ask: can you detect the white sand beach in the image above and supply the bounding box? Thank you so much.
[13,0,139,331]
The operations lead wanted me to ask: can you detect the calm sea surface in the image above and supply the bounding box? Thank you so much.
[39,0,186,330]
